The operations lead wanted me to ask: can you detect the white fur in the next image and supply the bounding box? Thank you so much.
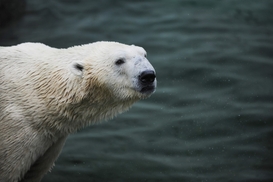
[0,42,156,182]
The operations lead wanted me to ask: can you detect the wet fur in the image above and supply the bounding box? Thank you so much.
[0,42,149,181]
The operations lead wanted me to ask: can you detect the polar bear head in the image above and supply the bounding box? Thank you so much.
[69,41,157,101]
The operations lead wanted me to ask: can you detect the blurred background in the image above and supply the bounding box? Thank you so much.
[1,0,273,181]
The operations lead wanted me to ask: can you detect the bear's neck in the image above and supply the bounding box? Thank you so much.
[38,84,138,136]
[60,99,137,135]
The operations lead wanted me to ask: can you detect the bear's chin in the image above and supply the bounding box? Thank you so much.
[140,85,156,94]
[134,89,155,100]
[112,88,151,101]
[131,84,156,99]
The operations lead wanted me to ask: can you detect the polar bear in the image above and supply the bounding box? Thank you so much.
[0,41,156,182]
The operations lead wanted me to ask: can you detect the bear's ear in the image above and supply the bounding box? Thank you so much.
[70,62,84,77]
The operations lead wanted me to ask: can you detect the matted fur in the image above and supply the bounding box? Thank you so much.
[0,42,156,182]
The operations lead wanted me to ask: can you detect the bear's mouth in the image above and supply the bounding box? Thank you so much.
[140,85,155,94]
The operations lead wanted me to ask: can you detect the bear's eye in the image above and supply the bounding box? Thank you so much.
[74,63,84,71]
[144,53,147,58]
[115,58,125,65]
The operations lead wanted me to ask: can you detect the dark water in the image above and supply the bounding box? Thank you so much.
[1,0,273,181]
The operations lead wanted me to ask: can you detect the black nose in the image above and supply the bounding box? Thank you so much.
[139,70,156,84]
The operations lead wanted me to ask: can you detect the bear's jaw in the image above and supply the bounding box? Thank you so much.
[42,93,138,135]
[108,83,155,101]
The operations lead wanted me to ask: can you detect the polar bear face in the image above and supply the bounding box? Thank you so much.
[70,42,157,101]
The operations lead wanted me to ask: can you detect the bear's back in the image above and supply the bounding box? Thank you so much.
[0,43,56,65]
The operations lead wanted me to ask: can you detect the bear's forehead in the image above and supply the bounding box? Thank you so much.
[94,41,146,55]
[91,41,146,61]
[112,44,145,57]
